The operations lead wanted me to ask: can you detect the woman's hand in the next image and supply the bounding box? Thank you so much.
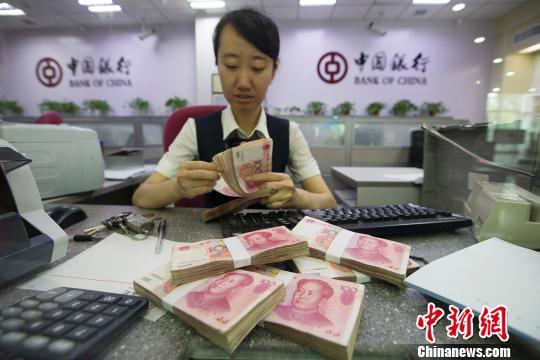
[246,172,299,209]
[176,161,220,199]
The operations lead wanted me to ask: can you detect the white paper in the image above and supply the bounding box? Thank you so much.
[104,164,156,180]
[404,238,540,345]
[223,236,251,268]
[383,172,424,184]
[325,229,355,264]
[18,233,178,321]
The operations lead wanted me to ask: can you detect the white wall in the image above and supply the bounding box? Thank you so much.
[267,20,494,123]
[195,16,219,105]
[0,24,195,116]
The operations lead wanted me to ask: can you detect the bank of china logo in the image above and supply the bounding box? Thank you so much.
[36,57,63,87]
[317,52,348,84]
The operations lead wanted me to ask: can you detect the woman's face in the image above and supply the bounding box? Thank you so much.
[217,24,276,114]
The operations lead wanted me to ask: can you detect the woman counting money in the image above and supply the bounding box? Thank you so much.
[132,8,337,210]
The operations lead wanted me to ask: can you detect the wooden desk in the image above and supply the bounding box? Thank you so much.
[1,205,526,359]
[332,167,423,206]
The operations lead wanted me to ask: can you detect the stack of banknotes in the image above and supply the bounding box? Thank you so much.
[134,262,365,360]
[213,138,272,198]
[133,214,420,357]
[292,217,411,286]
[250,265,365,360]
[133,264,285,353]
[291,256,419,284]
[291,256,371,284]
[170,226,309,285]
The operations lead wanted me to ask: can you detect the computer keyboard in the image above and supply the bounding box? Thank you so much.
[221,203,473,237]
[0,287,148,360]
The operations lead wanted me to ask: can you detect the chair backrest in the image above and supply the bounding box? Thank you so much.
[163,105,226,208]
[36,112,64,125]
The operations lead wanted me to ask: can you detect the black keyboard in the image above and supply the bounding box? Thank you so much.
[221,203,472,237]
[0,287,148,359]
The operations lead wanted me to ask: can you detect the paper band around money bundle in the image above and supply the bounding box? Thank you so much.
[352,270,370,284]
[223,236,251,268]
[162,280,202,312]
[325,229,355,264]
[273,271,296,286]
[162,288,186,313]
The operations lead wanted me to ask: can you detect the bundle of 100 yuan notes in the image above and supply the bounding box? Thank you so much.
[170,226,308,285]
[248,265,366,360]
[292,217,411,286]
[133,264,285,353]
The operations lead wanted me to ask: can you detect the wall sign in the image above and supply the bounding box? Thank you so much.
[35,55,134,89]
[317,50,430,86]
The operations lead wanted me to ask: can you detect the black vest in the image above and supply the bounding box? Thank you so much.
[195,111,290,208]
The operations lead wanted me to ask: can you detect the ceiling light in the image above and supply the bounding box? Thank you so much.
[0,2,25,15]
[0,8,24,15]
[518,43,540,54]
[492,58,503,64]
[492,87,500,92]
[189,1,225,9]
[88,4,122,12]
[299,0,336,6]
[78,0,112,5]
[529,88,536,93]
[452,3,465,12]
[505,71,515,77]
[474,36,485,44]
[413,0,450,4]
[475,80,482,85]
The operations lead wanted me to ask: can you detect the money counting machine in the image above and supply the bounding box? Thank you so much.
[0,139,68,287]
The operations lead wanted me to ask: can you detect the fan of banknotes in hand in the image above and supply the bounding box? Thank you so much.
[212,138,273,198]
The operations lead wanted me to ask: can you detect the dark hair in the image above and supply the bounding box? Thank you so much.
[213,7,280,68]
[297,278,334,299]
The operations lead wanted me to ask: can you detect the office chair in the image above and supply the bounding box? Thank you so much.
[35,111,64,125]
[163,105,226,207]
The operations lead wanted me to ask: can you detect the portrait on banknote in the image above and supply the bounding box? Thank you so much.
[185,272,254,313]
[176,270,280,330]
[273,278,334,327]
[266,276,365,344]
[344,234,410,273]
[345,234,392,264]
[238,226,300,253]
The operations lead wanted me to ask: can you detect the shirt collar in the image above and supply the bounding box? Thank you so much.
[221,104,270,141]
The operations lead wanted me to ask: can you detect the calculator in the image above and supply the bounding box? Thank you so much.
[0,287,148,359]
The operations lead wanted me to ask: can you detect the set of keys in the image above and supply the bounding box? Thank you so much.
[83,212,158,239]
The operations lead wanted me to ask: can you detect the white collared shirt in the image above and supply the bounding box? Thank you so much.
[156,105,321,182]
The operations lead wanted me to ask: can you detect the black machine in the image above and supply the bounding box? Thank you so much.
[0,287,148,359]
[221,203,472,238]
[0,142,69,288]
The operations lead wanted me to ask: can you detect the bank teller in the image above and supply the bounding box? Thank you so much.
[133,8,337,210]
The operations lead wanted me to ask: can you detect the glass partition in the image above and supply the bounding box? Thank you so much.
[78,123,135,147]
[142,123,163,146]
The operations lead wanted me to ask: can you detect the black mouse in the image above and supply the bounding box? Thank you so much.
[46,205,87,229]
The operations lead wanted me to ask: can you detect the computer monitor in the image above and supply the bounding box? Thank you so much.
[421,121,539,214]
